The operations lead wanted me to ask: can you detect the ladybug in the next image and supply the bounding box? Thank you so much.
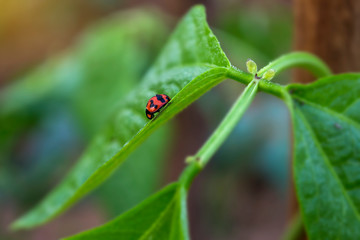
[146,94,171,119]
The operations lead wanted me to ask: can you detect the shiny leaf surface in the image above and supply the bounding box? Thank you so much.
[288,74,360,239]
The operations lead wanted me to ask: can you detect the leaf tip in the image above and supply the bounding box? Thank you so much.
[9,219,24,232]
[9,211,43,231]
[191,4,206,11]
[186,4,206,18]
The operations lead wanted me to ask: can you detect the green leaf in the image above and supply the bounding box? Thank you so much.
[287,73,360,239]
[63,183,189,240]
[11,5,235,229]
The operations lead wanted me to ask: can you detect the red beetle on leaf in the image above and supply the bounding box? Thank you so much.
[145,94,171,119]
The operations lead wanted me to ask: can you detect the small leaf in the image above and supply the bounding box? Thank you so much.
[288,73,360,239]
[63,183,190,240]
[11,5,232,229]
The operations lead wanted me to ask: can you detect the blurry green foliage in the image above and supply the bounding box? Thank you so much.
[0,9,169,136]
[0,8,172,223]
[216,5,292,67]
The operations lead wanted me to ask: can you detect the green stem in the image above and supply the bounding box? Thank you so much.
[179,79,259,189]
[228,52,331,99]
[178,161,202,190]
[257,51,332,78]
[281,214,304,240]
[227,66,254,85]
[227,67,284,98]
[179,52,331,189]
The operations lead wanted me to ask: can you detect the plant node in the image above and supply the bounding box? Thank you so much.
[185,156,202,166]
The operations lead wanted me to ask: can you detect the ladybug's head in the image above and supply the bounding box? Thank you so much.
[146,109,153,119]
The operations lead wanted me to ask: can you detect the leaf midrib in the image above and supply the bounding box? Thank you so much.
[295,108,360,222]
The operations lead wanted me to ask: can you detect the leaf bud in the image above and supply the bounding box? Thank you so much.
[262,69,276,81]
[246,59,257,75]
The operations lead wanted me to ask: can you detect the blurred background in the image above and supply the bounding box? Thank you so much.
[0,0,294,239]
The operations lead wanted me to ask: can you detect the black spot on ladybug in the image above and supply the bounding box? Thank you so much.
[156,94,166,103]
[149,100,158,109]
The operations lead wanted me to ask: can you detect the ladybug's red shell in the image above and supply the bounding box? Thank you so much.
[146,94,171,119]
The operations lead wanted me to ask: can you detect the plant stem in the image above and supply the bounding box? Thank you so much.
[227,67,284,98]
[179,52,331,189]
[179,79,259,188]
[257,51,332,78]
[227,66,254,85]
[281,213,304,240]
[228,52,331,99]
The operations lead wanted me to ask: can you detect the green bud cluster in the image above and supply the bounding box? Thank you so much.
[246,59,276,81]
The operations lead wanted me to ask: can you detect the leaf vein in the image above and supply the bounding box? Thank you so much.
[138,193,178,240]
[296,109,360,222]
[292,95,360,130]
